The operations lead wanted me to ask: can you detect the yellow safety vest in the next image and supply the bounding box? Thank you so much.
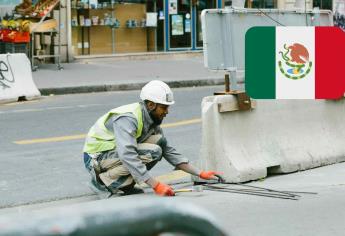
[83,103,144,154]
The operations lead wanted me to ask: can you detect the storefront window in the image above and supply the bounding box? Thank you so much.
[147,0,164,51]
[71,0,157,55]
[245,0,276,8]
[169,0,192,48]
[70,0,219,54]
[313,0,332,10]
[196,0,216,47]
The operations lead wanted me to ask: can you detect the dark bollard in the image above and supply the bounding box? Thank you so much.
[0,197,228,236]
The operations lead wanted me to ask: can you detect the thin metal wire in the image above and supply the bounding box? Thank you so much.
[257,8,286,26]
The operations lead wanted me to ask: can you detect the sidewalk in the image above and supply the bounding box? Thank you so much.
[32,52,225,95]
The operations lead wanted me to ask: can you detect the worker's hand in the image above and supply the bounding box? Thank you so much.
[153,182,175,196]
[199,171,225,182]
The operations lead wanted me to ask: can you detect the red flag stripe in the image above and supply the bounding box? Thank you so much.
[315,27,345,99]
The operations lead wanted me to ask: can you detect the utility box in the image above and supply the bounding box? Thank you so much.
[201,8,333,72]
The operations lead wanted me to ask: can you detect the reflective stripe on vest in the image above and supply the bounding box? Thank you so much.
[83,103,143,154]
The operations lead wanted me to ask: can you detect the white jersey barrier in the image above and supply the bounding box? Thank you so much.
[0,53,41,104]
[200,95,345,182]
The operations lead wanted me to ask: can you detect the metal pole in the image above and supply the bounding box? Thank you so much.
[66,0,73,62]
[154,0,157,52]
[112,8,115,54]
[225,73,230,92]
[58,0,62,68]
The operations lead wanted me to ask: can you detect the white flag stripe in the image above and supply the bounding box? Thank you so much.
[276,27,315,99]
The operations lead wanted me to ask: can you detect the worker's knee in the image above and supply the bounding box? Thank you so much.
[137,143,163,161]
[151,144,163,161]
[144,134,167,148]
[156,136,167,149]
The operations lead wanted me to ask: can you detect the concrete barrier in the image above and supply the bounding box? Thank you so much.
[199,95,345,182]
[0,53,40,104]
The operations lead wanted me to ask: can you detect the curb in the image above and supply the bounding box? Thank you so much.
[39,78,225,95]
[74,51,203,63]
[0,171,193,211]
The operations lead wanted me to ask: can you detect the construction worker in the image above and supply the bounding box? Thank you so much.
[83,80,222,196]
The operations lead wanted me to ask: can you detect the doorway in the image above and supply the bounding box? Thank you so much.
[168,0,192,49]
[195,0,217,48]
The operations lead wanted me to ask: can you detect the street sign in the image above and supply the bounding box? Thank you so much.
[201,8,333,71]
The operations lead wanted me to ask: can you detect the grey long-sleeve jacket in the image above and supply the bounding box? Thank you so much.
[103,102,189,183]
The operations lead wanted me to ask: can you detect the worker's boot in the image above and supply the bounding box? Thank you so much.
[119,182,144,195]
[88,168,113,199]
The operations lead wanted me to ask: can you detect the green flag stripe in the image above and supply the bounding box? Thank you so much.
[245,27,276,99]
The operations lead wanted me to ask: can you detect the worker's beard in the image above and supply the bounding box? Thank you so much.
[150,112,163,125]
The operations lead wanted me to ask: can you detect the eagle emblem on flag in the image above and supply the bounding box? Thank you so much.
[278,43,312,80]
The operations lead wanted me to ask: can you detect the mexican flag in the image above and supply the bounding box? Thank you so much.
[245,26,345,99]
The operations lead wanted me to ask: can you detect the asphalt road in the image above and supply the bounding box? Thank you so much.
[0,86,222,208]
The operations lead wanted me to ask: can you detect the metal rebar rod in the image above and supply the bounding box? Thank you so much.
[203,187,299,200]
[204,187,299,200]
[204,184,300,199]
[198,181,298,197]
[195,181,315,197]
[234,183,299,197]
[230,182,300,198]
[204,185,300,198]
[234,188,317,195]
[279,190,317,195]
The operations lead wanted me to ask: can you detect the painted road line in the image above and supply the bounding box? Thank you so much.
[162,118,201,128]
[0,108,45,114]
[14,134,87,145]
[0,104,104,114]
[2,100,39,106]
[14,118,201,145]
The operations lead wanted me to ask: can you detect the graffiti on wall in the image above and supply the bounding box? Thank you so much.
[0,57,15,89]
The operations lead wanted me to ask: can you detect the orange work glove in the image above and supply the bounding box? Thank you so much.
[153,182,175,196]
[199,171,223,180]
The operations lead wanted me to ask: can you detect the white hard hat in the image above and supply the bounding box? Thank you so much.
[140,80,175,105]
